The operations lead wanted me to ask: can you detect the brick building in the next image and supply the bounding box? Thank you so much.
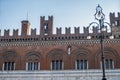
[0,12,120,80]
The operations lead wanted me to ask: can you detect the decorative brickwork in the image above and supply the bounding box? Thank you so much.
[0,12,120,71]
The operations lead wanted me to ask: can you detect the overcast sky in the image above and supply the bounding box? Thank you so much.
[0,0,120,35]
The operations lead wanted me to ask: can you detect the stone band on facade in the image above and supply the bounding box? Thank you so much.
[0,70,120,80]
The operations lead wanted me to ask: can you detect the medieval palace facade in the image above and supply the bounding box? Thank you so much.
[0,12,120,80]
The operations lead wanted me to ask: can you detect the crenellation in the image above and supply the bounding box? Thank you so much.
[13,29,18,37]
[48,16,53,20]
[74,27,80,34]
[40,16,53,37]
[83,27,89,34]
[110,12,115,19]
[31,28,36,36]
[110,12,120,33]
[56,27,62,35]
[93,26,98,34]
[0,13,120,40]
[40,16,45,21]
[65,27,71,34]
[110,12,120,25]
[118,12,120,18]
[4,29,10,37]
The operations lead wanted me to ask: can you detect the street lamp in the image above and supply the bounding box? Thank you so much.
[95,5,106,80]
[87,5,114,80]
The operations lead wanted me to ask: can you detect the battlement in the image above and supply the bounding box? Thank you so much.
[4,29,10,37]
[110,12,120,19]
[40,16,53,37]
[110,12,120,27]
[0,13,120,41]
[0,26,102,37]
[110,12,120,33]
[13,29,19,37]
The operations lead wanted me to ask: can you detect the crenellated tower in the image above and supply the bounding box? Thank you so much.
[110,12,120,34]
[40,16,53,37]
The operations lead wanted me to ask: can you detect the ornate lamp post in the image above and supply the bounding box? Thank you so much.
[87,5,114,80]
[95,5,107,80]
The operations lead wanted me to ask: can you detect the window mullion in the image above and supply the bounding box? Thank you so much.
[54,60,55,70]
[32,62,34,70]
[2,63,4,71]
[83,60,85,70]
[58,60,60,70]
[38,62,40,70]
[14,62,16,70]
[26,62,28,70]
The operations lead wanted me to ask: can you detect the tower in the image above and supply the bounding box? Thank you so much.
[21,20,30,36]
[40,16,53,37]
[110,12,120,33]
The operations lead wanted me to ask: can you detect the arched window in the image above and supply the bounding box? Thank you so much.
[25,52,40,71]
[76,59,88,70]
[3,62,15,71]
[51,60,63,70]
[72,48,90,70]
[47,49,65,70]
[105,59,114,69]
[26,61,40,71]
[2,51,17,71]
